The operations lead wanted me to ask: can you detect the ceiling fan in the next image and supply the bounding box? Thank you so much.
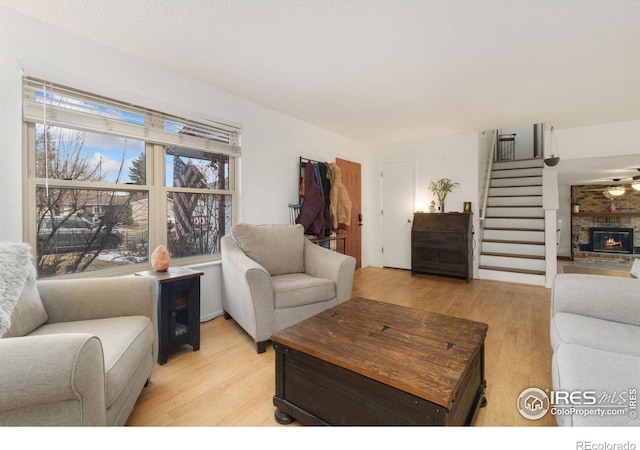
[581,169,640,198]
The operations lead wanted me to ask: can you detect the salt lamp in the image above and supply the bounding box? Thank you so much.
[151,245,171,271]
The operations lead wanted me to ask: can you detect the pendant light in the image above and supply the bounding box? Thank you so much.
[606,186,626,197]
[544,125,560,167]
[633,169,640,191]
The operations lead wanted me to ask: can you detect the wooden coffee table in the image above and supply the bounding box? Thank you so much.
[271,297,488,425]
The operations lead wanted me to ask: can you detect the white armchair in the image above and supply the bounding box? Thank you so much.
[221,224,356,353]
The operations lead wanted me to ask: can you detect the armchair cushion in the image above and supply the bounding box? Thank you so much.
[232,223,305,275]
[272,273,335,309]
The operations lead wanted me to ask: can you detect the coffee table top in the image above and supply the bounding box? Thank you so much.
[271,297,488,409]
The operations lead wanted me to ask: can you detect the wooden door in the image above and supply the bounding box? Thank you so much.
[336,158,362,269]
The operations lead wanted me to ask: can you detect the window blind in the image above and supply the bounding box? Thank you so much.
[22,77,241,156]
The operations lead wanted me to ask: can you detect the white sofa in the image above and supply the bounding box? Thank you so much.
[221,223,356,353]
[550,273,639,426]
[0,242,157,426]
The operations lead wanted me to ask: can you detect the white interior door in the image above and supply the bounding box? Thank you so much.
[381,160,414,269]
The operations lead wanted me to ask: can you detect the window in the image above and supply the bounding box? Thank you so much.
[23,77,240,278]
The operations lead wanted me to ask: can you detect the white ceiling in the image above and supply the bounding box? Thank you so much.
[2,0,639,183]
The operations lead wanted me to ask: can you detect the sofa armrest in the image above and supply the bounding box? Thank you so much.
[37,276,156,324]
[552,274,640,326]
[221,235,274,341]
[0,334,106,426]
[304,239,356,302]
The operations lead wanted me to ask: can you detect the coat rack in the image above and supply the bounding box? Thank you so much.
[294,156,347,253]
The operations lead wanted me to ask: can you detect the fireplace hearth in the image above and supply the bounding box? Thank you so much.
[590,227,634,254]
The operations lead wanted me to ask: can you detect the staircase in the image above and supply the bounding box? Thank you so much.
[479,158,546,285]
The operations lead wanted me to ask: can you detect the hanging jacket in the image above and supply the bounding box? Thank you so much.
[329,163,352,231]
[296,162,327,236]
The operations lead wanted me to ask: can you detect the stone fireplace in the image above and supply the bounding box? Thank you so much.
[571,184,640,265]
[590,227,634,254]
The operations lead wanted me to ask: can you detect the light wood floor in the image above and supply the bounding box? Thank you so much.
[126,267,555,426]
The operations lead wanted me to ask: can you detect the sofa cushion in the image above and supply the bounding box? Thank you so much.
[552,274,640,327]
[272,273,335,309]
[551,312,640,357]
[232,223,305,276]
[552,343,640,426]
[2,261,48,338]
[29,315,154,408]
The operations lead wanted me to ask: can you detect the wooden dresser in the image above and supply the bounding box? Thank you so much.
[411,212,473,282]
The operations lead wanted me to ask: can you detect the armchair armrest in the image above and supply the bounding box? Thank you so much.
[304,239,356,302]
[0,334,106,426]
[552,274,640,326]
[37,276,156,324]
[221,235,274,341]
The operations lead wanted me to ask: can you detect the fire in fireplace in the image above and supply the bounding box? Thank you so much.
[590,228,634,254]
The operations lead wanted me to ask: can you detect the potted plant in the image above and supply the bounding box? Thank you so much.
[428,178,460,213]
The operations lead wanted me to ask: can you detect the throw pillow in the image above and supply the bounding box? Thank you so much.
[0,242,48,338]
[232,223,305,276]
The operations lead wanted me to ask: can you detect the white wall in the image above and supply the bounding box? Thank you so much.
[554,120,640,161]
[369,131,481,276]
[0,7,369,320]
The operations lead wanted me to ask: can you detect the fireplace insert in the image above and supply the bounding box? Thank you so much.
[590,227,634,254]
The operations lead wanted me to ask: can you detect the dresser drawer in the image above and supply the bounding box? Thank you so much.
[412,231,466,243]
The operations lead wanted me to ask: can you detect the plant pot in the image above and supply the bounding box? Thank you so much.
[439,201,445,213]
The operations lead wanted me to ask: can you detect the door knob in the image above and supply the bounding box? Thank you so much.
[407,218,412,223]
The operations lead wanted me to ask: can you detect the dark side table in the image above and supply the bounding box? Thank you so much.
[136,267,203,365]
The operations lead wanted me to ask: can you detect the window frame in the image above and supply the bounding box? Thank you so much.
[22,78,240,279]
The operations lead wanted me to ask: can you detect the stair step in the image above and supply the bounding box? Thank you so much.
[491,168,543,179]
[483,239,544,245]
[485,207,544,218]
[481,252,545,260]
[484,218,545,229]
[489,194,542,197]
[487,197,543,207]
[493,158,544,170]
[479,265,546,276]
[490,178,543,187]
[482,228,545,243]
[486,204,542,208]
[492,166,543,172]
[482,241,545,257]
[480,253,546,271]
[483,227,544,232]
[478,267,546,286]
[485,215,545,220]
[489,185,543,196]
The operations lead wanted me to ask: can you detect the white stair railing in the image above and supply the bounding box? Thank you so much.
[479,130,498,224]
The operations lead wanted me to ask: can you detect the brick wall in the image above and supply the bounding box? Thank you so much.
[571,185,640,257]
